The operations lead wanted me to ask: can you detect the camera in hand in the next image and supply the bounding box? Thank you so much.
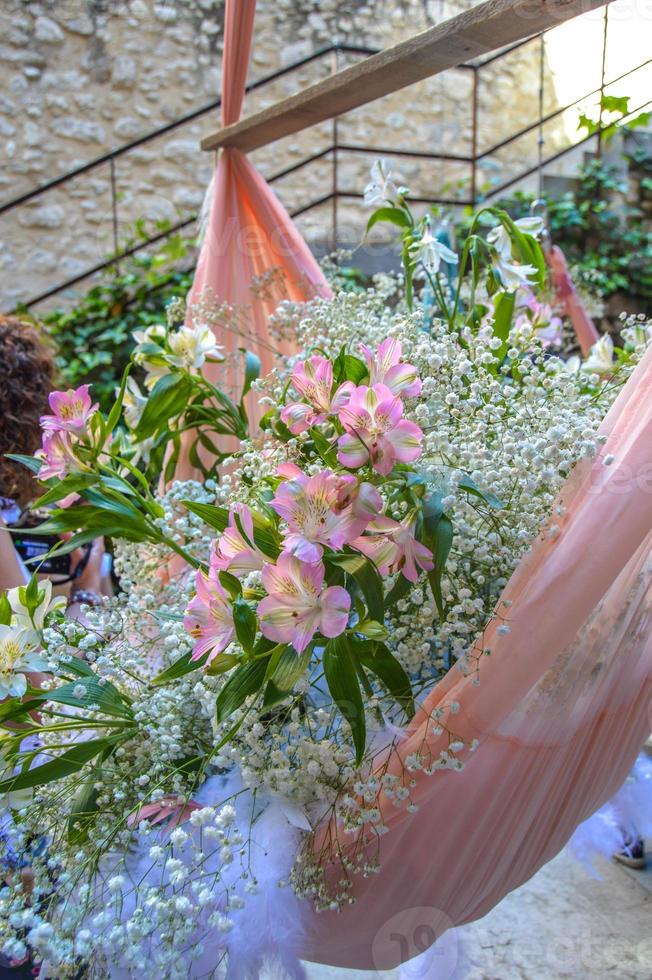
[8,509,90,580]
[12,530,72,575]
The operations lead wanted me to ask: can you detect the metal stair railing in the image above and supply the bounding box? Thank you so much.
[5,2,651,311]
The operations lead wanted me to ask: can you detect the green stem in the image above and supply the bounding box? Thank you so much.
[158,533,204,571]
[424,267,451,327]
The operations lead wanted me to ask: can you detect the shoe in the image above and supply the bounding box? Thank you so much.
[613,836,646,870]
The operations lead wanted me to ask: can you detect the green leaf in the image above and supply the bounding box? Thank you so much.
[254,634,281,658]
[355,620,388,640]
[33,501,151,545]
[385,573,412,608]
[261,644,309,708]
[577,111,599,136]
[182,500,230,533]
[135,372,193,439]
[366,206,411,236]
[259,409,275,431]
[24,574,40,615]
[457,474,504,510]
[250,525,280,561]
[402,239,415,309]
[105,364,131,435]
[218,570,242,600]
[233,598,256,655]
[215,659,267,724]
[271,645,311,691]
[356,640,414,719]
[309,427,338,468]
[182,501,280,560]
[0,593,11,626]
[600,93,629,115]
[5,453,42,475]
[34,676,132,719]
[151,651,208,685]
[205,653,240,675]
[0,737,122,793]
[494,211,545,288]
[427,516,454,619]
[420,493,454,618]
[341,353,368,385]
[329,551,384,623]
[67,748,114,843]
[628,111,651,131]
[323,635,366,764]
[33,473,98,509]
[239,348,260,402]
[491,290,515,364]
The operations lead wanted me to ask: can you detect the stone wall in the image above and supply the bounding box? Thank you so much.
[0,0,568,311]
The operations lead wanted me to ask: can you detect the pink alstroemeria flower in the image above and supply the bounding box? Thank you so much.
[334,473,383,526]
[271,469,381,563]
[360,338,422,397]
[184,571,235,662]
[352,515,434,583]
[258,553,350,653]
[337,384,423,476]
[514,290,563,349]
[281,356,355,434]
[41,384,97,434]
[211,504,265,577]
[37,430,82,481]
[128,796,202,831]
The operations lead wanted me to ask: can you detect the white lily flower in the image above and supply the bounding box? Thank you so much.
[132,323,167,348]
[563,354,582,374]
[120,377,148,430]
[582,334,615,375]
[166,322,224,372]
[0,625,44,699]
[494,258,539,292]
[409,227,458,275]
[142,361,171,391]
[487,216,544,260]
[363,159,399,207]
[123,433,156,469]
[132,324,171,390]
[8,579,66,636]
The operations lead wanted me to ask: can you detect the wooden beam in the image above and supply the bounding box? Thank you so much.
[202,0,609,153]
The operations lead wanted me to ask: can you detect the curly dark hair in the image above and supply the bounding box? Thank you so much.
[0,314,56,507]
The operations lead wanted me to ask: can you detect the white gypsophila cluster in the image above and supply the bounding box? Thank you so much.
[0,480,249,976]
[620,311,652,354]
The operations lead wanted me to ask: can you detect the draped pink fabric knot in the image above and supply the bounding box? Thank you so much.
[186,0,331,400]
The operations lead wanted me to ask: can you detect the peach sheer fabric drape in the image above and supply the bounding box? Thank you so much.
[185,0,331,404]
[547,244,600,355]
[304,345,652,970]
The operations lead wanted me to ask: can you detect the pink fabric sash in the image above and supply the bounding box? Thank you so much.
[547,244,600,355]
[186,0,331,399]
[304,345,652,969]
